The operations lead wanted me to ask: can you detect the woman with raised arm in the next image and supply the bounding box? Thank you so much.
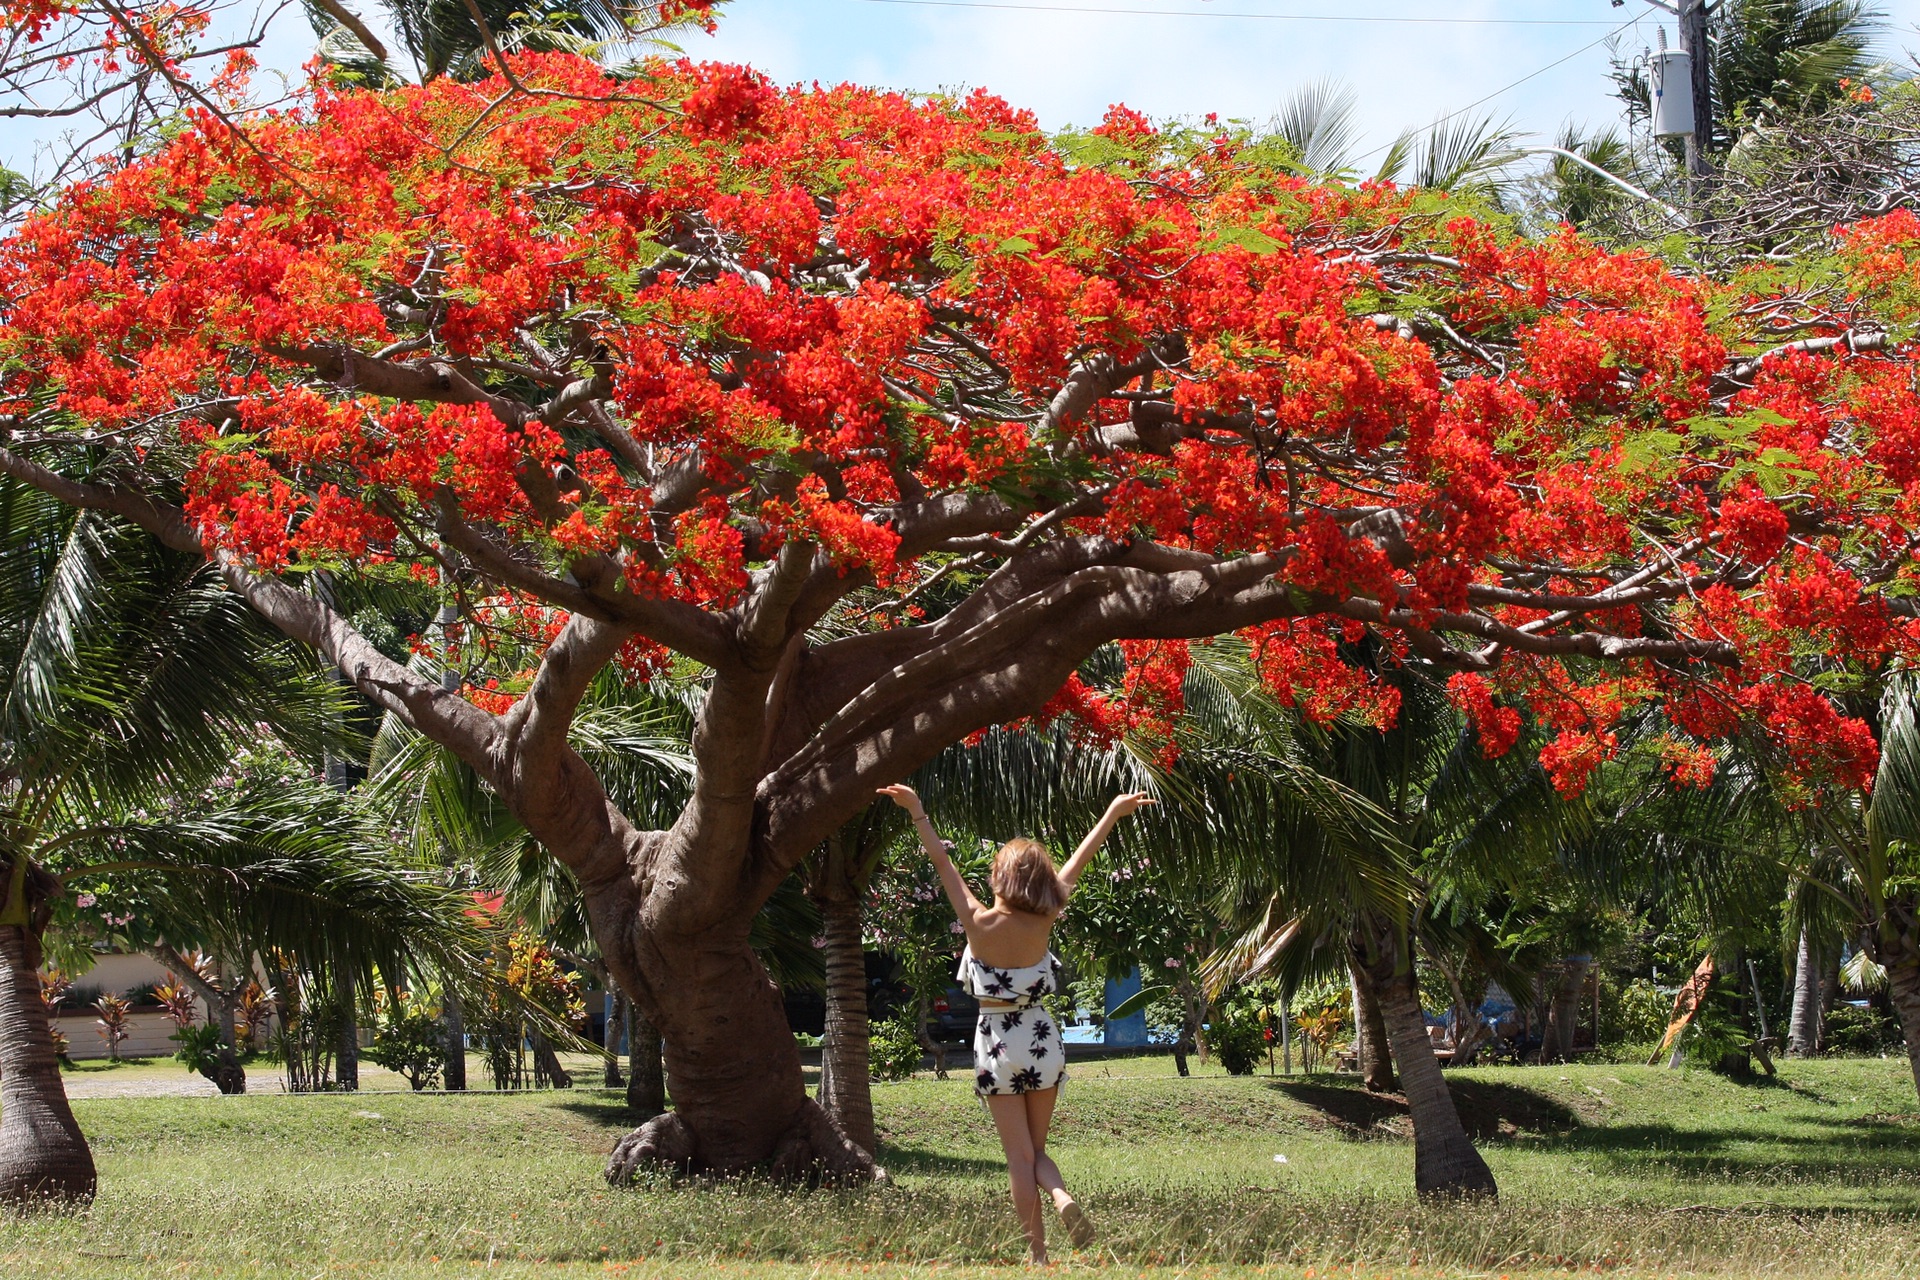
[877,783,1155,1266]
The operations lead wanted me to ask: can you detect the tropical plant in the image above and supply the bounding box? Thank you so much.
[367,987,446,1090]
[0,470,501,1205]
[1709,0,1889,145]
[89,994,129,1063]
[866,1015,923,1083]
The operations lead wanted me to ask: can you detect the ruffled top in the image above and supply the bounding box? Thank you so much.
[956,945,1064,1009]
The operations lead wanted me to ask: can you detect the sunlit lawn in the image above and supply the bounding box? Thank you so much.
[6,1052,1920,1277]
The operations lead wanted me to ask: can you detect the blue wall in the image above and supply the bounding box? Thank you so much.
[1103,967,1149,1048]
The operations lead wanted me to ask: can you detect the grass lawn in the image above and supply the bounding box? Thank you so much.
[6,1053,1920,1278]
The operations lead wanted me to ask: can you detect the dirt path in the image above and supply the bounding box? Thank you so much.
[62,1073,219,1098]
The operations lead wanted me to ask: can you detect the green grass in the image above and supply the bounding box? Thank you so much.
[6,1054,1920,1278]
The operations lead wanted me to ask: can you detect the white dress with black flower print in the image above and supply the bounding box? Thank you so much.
[956,946,1068,1097]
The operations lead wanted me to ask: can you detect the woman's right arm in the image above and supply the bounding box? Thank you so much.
[877,784,982,924]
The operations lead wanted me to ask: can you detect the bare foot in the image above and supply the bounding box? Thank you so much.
[1058,1197,1096,1248]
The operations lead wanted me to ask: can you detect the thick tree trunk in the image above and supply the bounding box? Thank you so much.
[443,986,467,1091]
[0,917,96,1206]
[1356,923,1496,1201]
[626,1003,664,1117]
[1884,952,1920,1104]
[815,896,875,1153]
[601,912,872,1183]
[1788,927,1823,1057]
[1350,960,1396,1092]
[1542,956,1591,1064]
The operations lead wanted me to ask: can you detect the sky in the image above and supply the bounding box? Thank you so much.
[7,0,1920,176]
[691,0,1920,157]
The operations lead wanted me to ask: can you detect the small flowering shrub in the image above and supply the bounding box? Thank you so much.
[367,989,445,1091]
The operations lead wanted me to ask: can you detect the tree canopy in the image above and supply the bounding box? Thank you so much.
[2,56,1916,816]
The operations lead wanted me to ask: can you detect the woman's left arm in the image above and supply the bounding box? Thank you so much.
[1058,791,1156,894]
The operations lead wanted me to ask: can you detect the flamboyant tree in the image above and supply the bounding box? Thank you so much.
[3,48,1920,1181]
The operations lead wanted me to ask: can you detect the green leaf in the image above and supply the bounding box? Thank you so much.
[1202,226,1282,255]
[1105,983,1173,1022]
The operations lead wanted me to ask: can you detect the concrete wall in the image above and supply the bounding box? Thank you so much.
[53,1009,185,1060]
[52,950,217,1060]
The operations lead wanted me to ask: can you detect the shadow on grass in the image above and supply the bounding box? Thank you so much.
[1265,1078,1579,1142]
[873,1146,1007,1176]
[552,1098,651,1130]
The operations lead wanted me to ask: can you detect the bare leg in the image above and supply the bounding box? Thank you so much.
[985,1094,1048,1263]
[1024,1086,1068,1207]
[1027,1087,1093,1247]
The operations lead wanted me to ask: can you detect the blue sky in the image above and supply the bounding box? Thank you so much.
[7,1,1920,176]
[694,0,1920,156]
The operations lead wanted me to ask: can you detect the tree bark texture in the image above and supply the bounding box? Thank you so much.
[625,1003,665,1118]
[0,859,96,1206]
[1350,960,1396,1092]
[443,985,467,1091]
[336,996,359,1092]
[1356,921,1497,1200]
[1884,951,1920,1104]
[1788,927,1824,1057]
[604,992,626,1089]
[815,896,875,1153]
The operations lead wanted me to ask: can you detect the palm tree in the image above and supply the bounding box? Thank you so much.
[0,475,486,1205]
[1166,640,1586,1199]
[1787,671,1920,1096]
[307,0,708,85]
[1710,0,1888,146]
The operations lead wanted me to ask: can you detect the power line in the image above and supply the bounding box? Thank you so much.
[847,0,1638,25]
[1350,10,1652,164]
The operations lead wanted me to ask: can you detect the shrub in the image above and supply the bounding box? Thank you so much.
[171,1023,223,1080]
[1825,1003,1904,1056]
[1211,984,1282,1076]
[1608,978,1673,1046]
[868,1016,924,1082]
[367,991,445,1091]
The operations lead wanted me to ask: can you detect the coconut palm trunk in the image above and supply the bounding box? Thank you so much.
[1350,959,1396,1091]
[443,985,468,1091]
[1542,956,1591,1064]
[814,895,875,1152]
[1881,937,1920,1101]
[1788,926,1824,1057]
[1357,920,1496,1200]
[0,861,95,1206]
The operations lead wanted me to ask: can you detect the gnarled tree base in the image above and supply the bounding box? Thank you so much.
[604,1099,879,1186]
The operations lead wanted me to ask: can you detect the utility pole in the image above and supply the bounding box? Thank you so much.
[1633,0,1714,178]
[1677,0,1713,177]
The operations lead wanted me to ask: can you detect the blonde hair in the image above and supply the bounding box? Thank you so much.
[989,838,1068,916]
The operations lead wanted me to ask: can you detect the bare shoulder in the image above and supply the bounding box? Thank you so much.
[964,905,1056,968]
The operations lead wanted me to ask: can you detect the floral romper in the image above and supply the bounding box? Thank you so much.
[957,945,1068,1097]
